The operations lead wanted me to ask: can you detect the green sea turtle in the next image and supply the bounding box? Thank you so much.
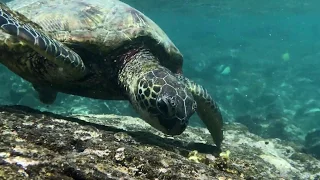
[0,0,223,148]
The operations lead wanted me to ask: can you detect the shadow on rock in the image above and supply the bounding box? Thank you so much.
[2,105,220,155]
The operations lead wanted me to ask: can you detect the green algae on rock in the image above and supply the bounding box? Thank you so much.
[0,105,320,179]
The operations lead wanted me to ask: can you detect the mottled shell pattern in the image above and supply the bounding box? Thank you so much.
[7,0,183,72]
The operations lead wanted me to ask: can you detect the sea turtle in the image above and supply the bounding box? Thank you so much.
[0,0,223,148]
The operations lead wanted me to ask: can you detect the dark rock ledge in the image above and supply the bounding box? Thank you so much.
[0,105,319,180]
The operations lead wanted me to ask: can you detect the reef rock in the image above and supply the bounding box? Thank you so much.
[0,105,319,179]
[305,129,320,159]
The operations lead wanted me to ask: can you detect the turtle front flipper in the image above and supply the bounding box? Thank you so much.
[0,3,86,78]
[177,75,223,148]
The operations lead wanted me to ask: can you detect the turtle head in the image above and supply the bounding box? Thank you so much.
[134,68,197,135]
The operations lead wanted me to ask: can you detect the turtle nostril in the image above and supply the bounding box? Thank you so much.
[169,97,176,107]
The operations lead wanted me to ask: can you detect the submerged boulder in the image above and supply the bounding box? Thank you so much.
[0,105,319,179]
[305,129,320,159]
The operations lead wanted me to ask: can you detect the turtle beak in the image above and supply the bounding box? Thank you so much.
[166,120,188,135]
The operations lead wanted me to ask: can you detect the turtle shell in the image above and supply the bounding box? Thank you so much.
[8,0,183,73]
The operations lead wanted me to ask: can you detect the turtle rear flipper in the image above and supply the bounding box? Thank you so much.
[0,3,86,78]
[33,84,58,104]
[177,75,223,149]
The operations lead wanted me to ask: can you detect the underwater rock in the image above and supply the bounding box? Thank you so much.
[0,105,319,179]
[255,92,279,107]
[236,113,304,145]
[235,113,299,144]
[265,119,287,140]
[305,129,320,159]
[235,115,263,135]
[294,106,320,132]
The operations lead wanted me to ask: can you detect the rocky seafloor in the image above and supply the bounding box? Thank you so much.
[0,105,320,180]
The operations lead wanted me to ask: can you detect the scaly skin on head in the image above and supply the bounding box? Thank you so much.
[118,48,197,135]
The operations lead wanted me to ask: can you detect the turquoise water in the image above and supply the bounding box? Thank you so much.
[128,0,320,138]
[1,0,320,149]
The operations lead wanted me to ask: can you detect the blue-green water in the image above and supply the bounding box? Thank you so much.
[133,1,320,142]
[1,0,320,147]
